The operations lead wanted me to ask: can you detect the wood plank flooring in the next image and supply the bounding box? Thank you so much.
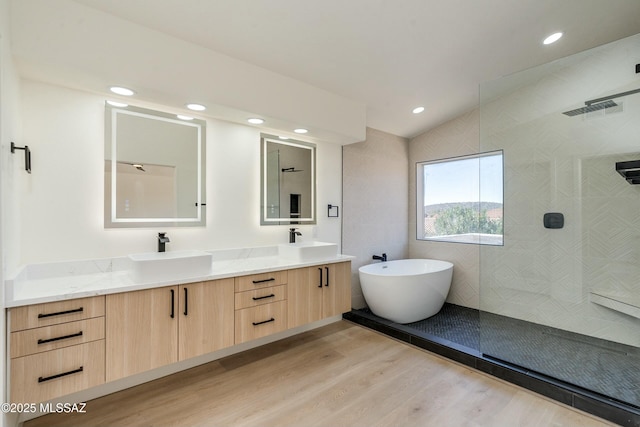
[26,321,613,427]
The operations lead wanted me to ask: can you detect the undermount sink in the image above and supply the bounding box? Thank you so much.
[128,250,213,283]
[278,241,338,262]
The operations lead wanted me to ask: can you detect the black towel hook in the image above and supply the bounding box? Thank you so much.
[11,142,31,174]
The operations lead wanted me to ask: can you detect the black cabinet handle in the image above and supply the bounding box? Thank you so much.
[38,331,83,345]
[184,287,188,316]
[252,318,275,326]
[318,268,323,288]
[325,266,330,287]
[38,366,83,383]
[170,289,175,318]
[252,278,275,284]
[252,294,276,301]
[38,307,83,319]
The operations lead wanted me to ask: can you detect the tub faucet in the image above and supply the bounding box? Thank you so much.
[372,253,387,262]
[158,232,170,252]
[289,228,302,243]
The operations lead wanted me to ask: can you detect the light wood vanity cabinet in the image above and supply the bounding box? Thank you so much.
[321,262,352,318]
[9,260,351,404]
[105,286,178,381]
[106,278,234,381]
[234,271,289,344]
[178,280,234,360]
[9,296,106,403]
[288,261,351,328]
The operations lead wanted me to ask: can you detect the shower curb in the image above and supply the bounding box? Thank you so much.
[343,310,640,427]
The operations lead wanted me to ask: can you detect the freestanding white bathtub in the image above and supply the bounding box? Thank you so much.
[359,259,453,324]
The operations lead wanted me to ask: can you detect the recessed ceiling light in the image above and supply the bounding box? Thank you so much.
[247,118,265,124]
[177,115,194,121]
[109,86,135,96]
[106,100,128,107]
[294,128,308,134]
[412,106,425,114]
[186,103,206,111]
[543,32,563,45]
[279,136,290,140]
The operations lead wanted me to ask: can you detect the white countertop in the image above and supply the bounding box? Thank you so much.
[6,246,354,308]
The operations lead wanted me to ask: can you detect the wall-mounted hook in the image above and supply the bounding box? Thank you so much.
[11,142,31,174]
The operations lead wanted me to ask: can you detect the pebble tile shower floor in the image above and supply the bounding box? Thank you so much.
[352,303,640,408]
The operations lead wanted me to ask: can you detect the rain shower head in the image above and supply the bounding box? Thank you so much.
[562,100,618,116]
[282,167,303,172]
[563,87,640,117]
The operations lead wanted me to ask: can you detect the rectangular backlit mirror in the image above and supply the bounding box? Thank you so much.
[261,134,316,225]
[104,103,206,228]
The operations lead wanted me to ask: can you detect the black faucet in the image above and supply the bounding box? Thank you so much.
[158,232,170,252]
[289,228,302,243]
[372,253,387,262]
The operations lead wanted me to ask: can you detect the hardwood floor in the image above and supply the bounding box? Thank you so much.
[26,321,613,427]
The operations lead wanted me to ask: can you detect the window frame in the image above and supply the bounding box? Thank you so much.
[416,150,504,246]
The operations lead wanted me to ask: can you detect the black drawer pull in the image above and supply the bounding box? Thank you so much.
[37,331,83,345]
[38,366,84,383]
[170,289,175,319]
[184,287,188,316]
[252,294,276,301]
[252,278,275,284]
[318,268,323,288]
[38,307,83,319]
[325,266,330,287]
[252,318,275,326]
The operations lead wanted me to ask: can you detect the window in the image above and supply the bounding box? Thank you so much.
[416,151,503,245]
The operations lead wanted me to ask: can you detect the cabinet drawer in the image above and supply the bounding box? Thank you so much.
[10,340,105,404]
[10,317,105,359]
[10,296,105,332]
[234,285,287,310]
[235,301,287,344]
[235,270,288,292]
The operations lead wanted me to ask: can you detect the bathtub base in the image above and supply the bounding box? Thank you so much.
[367,300,446,324]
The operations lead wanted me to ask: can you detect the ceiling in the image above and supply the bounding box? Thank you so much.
[24,1,640,139]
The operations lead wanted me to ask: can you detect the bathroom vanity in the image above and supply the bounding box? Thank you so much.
[5,248,352,406]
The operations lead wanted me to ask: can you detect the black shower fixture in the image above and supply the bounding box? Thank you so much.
[563,87,640,116]
[616,160,640,184]
[281,167,303,172]
[562,100,618,116]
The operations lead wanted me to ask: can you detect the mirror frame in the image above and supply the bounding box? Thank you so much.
[104,103,207,228]
[260,133,316,225]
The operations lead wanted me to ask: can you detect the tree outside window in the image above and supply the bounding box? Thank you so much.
[417,151,503,246]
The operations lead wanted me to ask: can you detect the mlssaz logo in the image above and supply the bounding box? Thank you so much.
[40,402,87,414]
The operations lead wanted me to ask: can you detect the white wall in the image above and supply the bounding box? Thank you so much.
[16,81,343,266]
[343,128,409,308]
[1,0,23,423]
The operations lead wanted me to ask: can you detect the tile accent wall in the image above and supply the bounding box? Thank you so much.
[409,110,481,309]
[479,34,640,347]
[343,128,409,308]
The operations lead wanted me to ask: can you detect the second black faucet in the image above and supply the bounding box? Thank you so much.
[158,232,170,252]
[289,228,302,243]
[372,253,387,262]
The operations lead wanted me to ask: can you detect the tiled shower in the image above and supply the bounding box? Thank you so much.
[478,31,640,406]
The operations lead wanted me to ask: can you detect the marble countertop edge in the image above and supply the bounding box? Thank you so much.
[6,253,355,308]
